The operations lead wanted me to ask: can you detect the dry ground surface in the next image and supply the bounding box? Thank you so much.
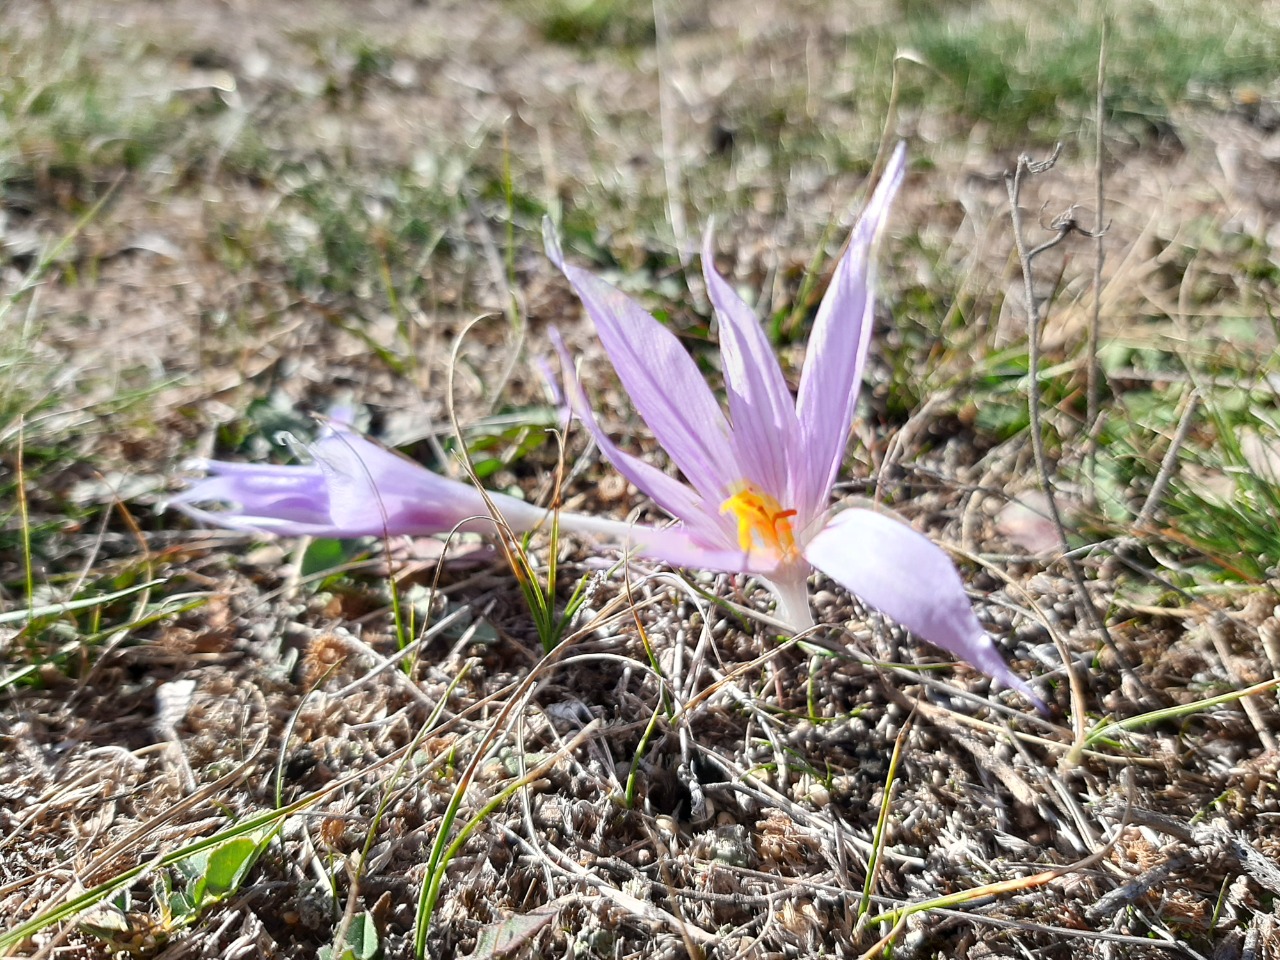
[5,0,1280,957]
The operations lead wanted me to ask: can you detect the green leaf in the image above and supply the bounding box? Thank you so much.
[166,890,197,922]
[171,824,277,915]
[201,836,264,898]
[173,849,210,885]
[301,538,355,579]
[320,910,381,960]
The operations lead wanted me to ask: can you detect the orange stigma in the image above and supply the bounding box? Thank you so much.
[719,484,798,560]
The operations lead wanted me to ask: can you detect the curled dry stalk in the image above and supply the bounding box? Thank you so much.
[409,320,607,955]
[1004,147,1124,674]
[445,315,589,654]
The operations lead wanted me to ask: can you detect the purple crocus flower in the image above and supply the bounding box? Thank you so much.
[547,143,1043,708]
[168,421,548,540]
[168,419,644,543]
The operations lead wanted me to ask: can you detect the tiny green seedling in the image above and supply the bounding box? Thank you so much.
[77,825,278,953]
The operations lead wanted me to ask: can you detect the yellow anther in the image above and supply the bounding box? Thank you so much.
[719,484,798,560]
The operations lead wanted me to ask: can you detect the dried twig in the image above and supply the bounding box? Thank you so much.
[1005,148,1123,669]
[1205,613,1278,752]
[1134,388,1199,530]
[1085,19,1109,470]
[652,0,690,268]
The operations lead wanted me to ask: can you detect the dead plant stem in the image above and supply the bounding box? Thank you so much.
[1005,148,1119,661]
[1086,18,1108,479]
[652,0,690,268]
[1134,387,1199,529]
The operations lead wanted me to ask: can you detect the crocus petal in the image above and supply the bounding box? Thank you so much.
[167,487,343,538]
[803,508,1046,709]
[600,521,774,576]
[171,426,547,540]
[794,143,906,517]
[170,507,336,538]
[166,462,338,536]
[545,222,739,505]
[307,428,546,537]
[701,228,801,508]
[549,329,732,546]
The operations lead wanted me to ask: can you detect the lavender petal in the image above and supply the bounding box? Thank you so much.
[171,426,546,540]
[803,508,1045,710]
[701,228,802,510]
[598,521,773,576]
[794,143,906,518]
[546,230,740,505]
[549,329,733,546]
[166,461,337,536]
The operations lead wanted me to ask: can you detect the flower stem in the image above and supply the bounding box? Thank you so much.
[763,575,813,633]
